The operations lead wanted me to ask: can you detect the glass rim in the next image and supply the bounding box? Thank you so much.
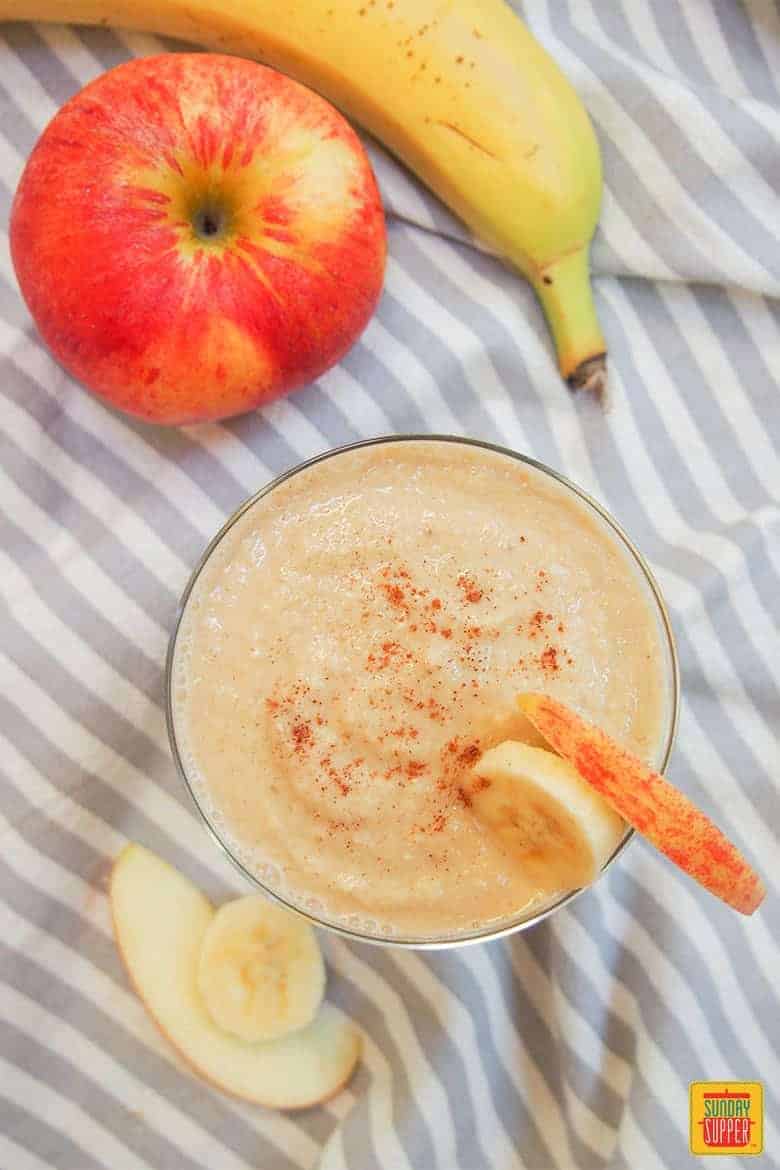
[166,434,680,950]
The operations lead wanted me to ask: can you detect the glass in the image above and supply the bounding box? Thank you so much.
[166,436,680,949]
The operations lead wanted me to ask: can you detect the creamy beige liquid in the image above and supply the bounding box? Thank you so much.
[173,440,671,939]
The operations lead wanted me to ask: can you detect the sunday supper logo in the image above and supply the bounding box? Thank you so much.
[690,1083,763,1156]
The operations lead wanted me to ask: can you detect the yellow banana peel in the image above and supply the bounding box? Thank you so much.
[1,0,607,391]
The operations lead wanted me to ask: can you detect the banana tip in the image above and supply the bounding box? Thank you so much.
[567,354,607,401]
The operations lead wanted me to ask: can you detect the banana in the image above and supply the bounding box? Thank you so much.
[0,0,606,392]
[197,894,325,1043]
[471,740,626,892]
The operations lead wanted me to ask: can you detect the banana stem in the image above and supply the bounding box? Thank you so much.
[532,248,607,396]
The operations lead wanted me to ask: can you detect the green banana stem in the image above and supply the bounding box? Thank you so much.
[532,248,606,395]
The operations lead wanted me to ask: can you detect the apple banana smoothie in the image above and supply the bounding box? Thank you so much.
[170,438,676,941]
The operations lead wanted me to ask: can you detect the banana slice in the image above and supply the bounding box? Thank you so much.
[196,895,325,1043]
[471,741,626,892]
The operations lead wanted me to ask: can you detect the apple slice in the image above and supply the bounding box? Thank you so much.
[110,844,360,1107]
[517,694,766,915]
[472,741,626,893]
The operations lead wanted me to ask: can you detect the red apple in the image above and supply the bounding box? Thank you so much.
[10,53,386,424]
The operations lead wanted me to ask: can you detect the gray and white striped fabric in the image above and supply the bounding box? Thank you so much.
[1,3,778,1168]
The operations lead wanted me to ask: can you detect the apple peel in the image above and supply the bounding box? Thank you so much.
[517,694,765,915]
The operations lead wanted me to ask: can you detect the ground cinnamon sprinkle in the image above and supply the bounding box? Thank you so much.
[526,609,557,638]
[267,555,574,823]
[383,583,405,607]
[367,640,403,671]
[540,646,560,673]
[441,736,482,784]
[291,720,313,751]
[380,724,419,742]
[320,753,367,797]
[425,696,448,722]
[459,742,480,765]
[319,754,351,796]
[456,573,484,603]
[329,818,362,836]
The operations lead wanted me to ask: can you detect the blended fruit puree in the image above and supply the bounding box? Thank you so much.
[173,440,669,938]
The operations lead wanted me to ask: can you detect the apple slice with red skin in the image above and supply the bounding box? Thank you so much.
[517,693,765,915]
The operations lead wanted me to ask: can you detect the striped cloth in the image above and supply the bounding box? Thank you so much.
[1,3,778,1168]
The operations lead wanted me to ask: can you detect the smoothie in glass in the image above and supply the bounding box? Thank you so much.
[169,438,676,943]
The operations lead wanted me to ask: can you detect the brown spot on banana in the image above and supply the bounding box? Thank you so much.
[433,121,497,159]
